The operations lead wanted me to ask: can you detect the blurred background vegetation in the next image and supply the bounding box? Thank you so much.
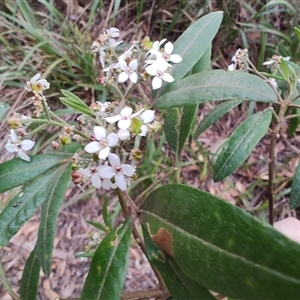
[0,0,299,217]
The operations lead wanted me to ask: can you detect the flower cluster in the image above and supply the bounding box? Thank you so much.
[228,48,249,71]
[5,27,178,193]
[92,27,182,89]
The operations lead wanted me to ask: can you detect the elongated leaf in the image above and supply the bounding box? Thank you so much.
[192,44,212,74]
[142,224,215,299]
[290,162,300,209]
[214,108,272,181]
[154,70,278,109]
[36,163,72,276]
[141,184,300,299]
[80,218,132,300]
[0,155,69,193]
[0,102,10,121]
[19,247,40,300]
[60,89,95,117]
[0,166,69,246]
[157,11,223,98]
[195,99,243,138]
[164,105,197,159]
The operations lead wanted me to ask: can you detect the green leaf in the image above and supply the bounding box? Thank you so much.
[195,99,243,138]
[141,184,300,299]
[213,108,272,182]
[157,12,223,98]
[0,154,69,193]
[164,105,197,159]
[290,161,300,209]
[0,165,70,246]
[294,27,300,43]
[60,89,95,117]
[19,247,40,300]
[192,44,212,74]
[36,163,72,276]
[80,218,132,300]
[0,102,10,121]
[142,224,215,299]
[154,70,278,109]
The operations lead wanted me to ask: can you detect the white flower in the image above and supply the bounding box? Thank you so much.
[105,107,143,130]
[107,27,120,39]
[25,73,50,93]
[118,129,131,141]
[162,42,182,63]
[145,58,174,89]
[118,58,138,83]
[84,126,118,160]
[98,153,135,191]
[96,101,110,117]
[228,48,241,71]
[147,39,167,58]
[5,129,35,161]
[263,55,290,66]
[138,110,155,136]
[79,167,102,189]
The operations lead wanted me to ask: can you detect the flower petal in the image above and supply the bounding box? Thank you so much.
[129,72,137,83]
[106,115,121,124]
[20,139,35,151]
[9,129,18,143]
[18,150,30,161]
[108,153,121,167]
[30,73,41,83]
[97,166,115,179]
[79,168,91,178]
[169,54,182,63]
[118,72,129,83]
[99,146,110,160]
[115,173,126,191]
[121,164,135,177]
[152,76,162,90]
[121,107,133,117]
[107,133,119,146]
[118,118,131,130]
[91,174,102,188]
[164,41,173,54]
[140,110,155,123]
[94,126,106,141]
[162,73,174,83]
[5,144,18,153]
[118,129,131,141]
[84,141,101,153]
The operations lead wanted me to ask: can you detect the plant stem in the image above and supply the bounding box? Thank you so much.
[268,104,288,225]
[116,189,168,293]
[0,257,20,300]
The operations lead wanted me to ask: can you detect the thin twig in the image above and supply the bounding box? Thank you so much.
[121,289,170,300]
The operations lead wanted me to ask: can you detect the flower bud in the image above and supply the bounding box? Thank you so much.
[7,116,21,129]
[71,171,82,184]
[51,141,60,150]
[131,148,143,161]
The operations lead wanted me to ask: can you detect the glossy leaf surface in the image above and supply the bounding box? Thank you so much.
[195,99,243,138]
[36,163,72,276]
[0,165,70,246]
[142,224,215,299]
[164,105,197,159]
[155,70,278,108]
[80,218,132,300]
[141,184,300,299]
[213,108,272,182]
[0,154,69,193]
